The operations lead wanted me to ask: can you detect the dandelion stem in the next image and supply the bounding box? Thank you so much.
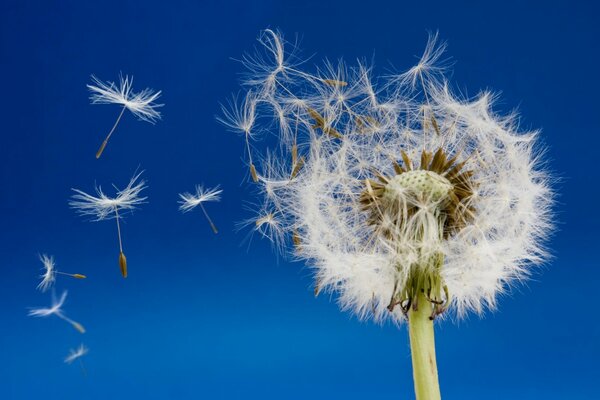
[79,358,88,377]
[57,313,86,334]
[114,208,123,253]
[55,271,86,279]
[96,105,126,158]
[114,208,128,277]
[199,203,218,234]
[408,291,441,400]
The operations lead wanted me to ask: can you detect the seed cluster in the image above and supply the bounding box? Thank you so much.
[360,147,476,240]
[360,147,477,319]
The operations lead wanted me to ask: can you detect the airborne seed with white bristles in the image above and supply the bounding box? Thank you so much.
[224,29,554,400]
[28,291,85,333]
[64,344,89,364]
[87,74,163,158]
[37,254,86,292]
[178,185,222,234]
[70,171,147,278]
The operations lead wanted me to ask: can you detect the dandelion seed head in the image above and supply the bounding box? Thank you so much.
[395,31,450,90]
[217,93,258,136]
[64,344,89,364]
[226,30,554,323]
[88,75,163,123]
[178,185,222,213]
[28,290,67,318]
[70,172,147,221]
[37,254,56,292]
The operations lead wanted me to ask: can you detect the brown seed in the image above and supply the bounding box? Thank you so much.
[324,127,342,139]
[401,150,413,170]
[314,281,322,297]
[307,108,342,138]
[393,160,404,174]
[95,140,108,159]
[119,251,128,278]
[250,164,259,182]
[291,156,305,179]
[291,144,298,165]
[72,322,86,334]
[307,108,324,125]
[430,148,447,172]
[322,79,348,87]
[420,150,432,170]
[73,274,87,279]
[292,231,301,247]
[431,116,441,135]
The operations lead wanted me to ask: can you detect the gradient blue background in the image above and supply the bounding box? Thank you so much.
[1,1,598,399]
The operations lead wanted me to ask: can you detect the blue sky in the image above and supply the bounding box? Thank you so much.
[0,0,598,399]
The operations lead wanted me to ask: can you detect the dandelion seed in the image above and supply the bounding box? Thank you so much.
[225,30,554,400]
[178,185,222,234]
[28,291,85,333]
[306,108,342,138]
[88,75,162,158]
[64,344,89,364]
[70,171,147,278]
[239,210,285,251]
[396,31,450,90]
[322,79,348,87]
[37,254,86,292]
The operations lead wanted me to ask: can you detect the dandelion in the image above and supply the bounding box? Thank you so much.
[217,93,259,182]
[28,291,85,333]
[70,171,147,278]
[65,344,89,376]
[88,74,162,158]
[37,254,86,292]
[178,185,222,234]
[224,30,554,399]
[64,344,89,364]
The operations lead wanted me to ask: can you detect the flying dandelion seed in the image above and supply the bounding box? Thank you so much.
[28,291,85,333]
[178,185,222,234]
[87,74,162,158]
[64,343,89,376]
[37,254,86,292]
[224,30,554,400]
[64,344,89,364]
[69,171,147,278]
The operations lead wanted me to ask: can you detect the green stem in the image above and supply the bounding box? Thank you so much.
[408,291,441,400]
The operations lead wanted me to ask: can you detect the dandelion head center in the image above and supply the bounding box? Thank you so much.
[358,147,479,319]
[384,170,453,204]
[360,147,476,241]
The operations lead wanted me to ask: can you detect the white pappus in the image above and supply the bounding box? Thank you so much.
[28,291,85,333]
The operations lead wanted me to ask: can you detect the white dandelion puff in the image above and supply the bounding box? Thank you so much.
[217,93,260,181]
[395,31,450,90]
[37,254,56,292]
[178,185,222,234]
[237,208,287,255]
[28,291,85,334]
[37,254,86,292]
[88,74,163,158]
[217,93,258,136]
[70,171,147,278]
[241,28,295,95]
[225,30,554,399]
[64,344,89,364]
